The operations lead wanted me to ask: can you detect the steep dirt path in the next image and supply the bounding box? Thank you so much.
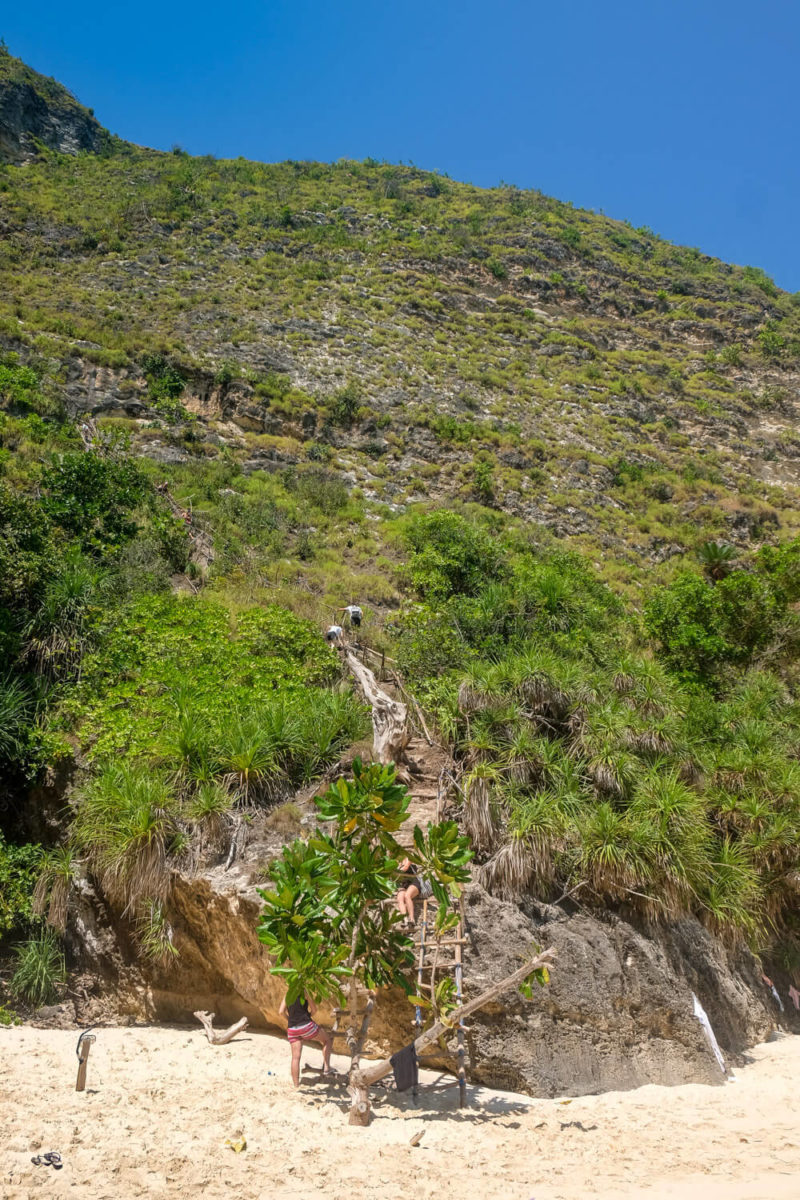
[397,735,453,849]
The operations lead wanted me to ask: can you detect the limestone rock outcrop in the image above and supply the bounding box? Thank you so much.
[67,861,781,1098]
[0,56,108,164]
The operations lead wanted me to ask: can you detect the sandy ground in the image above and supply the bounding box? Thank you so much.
[1,1026,799,1200]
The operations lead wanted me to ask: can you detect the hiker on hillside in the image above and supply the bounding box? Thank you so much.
[325,624,344,645]
[278,990,334,1087]
[340,604,363,629]
[395,856,433,928]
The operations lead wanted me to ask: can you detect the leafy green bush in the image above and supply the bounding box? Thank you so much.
[0,834,41,937]
[141,354,186,401]
[330,381,361,427]
[41,451,150,554]
[404,509,507,601]
[645,570,780,680]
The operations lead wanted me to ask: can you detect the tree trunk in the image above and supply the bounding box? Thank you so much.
[347,981,377,1125]
[346,652,408,766]
[351,947,556,1100]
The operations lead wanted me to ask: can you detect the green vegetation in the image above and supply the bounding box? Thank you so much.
[3,54,800,985]
[11,929,66,1008]
[397,511,800,956]
[0,834,40,936]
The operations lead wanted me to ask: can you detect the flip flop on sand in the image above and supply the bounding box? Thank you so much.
[31,1152,62,1169]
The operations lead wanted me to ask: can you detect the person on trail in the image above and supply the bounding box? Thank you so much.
[340,604,363,628]
[395,857,433,927]
[325,624,344,645]
[278,991,334,1088]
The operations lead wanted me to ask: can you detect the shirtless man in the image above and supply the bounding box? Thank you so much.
[278,990,334,1087]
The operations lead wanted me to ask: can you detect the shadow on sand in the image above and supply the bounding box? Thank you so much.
[300,1065,533,1125]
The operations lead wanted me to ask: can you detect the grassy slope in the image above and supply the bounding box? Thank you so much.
[1,142,800,592]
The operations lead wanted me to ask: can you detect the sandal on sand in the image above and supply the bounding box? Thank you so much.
[31,1153,62,1169]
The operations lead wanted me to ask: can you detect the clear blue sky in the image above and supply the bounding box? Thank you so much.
[4,1,799,289]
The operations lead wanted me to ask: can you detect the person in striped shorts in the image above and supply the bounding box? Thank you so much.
[278,990,333,1087]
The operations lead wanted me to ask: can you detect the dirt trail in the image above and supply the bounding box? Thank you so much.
[398,734,453,848]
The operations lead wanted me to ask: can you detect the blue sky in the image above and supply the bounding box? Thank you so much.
[4,0,799,289]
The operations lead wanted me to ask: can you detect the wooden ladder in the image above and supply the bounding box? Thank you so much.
[413,895,469,1107]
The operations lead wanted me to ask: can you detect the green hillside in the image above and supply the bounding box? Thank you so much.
[2,54,800,1008]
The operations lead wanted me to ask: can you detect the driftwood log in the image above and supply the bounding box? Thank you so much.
[346,946,556,1124]
[193,1010,249,1044]
[346,651,408,766]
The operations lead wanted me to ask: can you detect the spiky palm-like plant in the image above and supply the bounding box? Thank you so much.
[31,846,75,933]
[577,802,652,903]
[629,769,711,913]
[698,540,738,581]
[187,781,232,849]
[11,930,66,1009]
[137,899,179,965]
[457,662,504,716]
[502,726,546,786]
[24,551,109,677]
[220,717,279,804]
[71,764,177,914]
[159,707,219,792]
[462,762,503,852]
[701,839,762,940]
[478,831,537,901]
[0,674,33,765]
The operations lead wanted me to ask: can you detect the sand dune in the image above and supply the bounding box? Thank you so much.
[1,1025,798,1200]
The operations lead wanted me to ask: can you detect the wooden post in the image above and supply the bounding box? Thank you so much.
[347,983,376,1126]
[75,1031,95,1092]
[413,899,431,1099]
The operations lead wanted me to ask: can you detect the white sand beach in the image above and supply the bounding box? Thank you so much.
[1,1026,798,1200]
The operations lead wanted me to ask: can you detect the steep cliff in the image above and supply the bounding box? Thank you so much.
[0,47,110,163]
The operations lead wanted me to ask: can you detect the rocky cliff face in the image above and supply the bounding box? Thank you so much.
[65,855,784,1098]
[0,56,108,164]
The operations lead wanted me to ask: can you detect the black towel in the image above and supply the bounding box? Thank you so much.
[390,1042,418,1092]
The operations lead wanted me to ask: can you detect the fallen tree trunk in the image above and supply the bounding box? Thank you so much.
[193,1010,249,1044]
[346,651,408,766]
[348,946,556,1120]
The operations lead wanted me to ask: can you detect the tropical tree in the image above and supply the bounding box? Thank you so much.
[256,759,552,1124]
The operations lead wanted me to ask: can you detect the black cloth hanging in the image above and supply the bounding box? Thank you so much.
[390,1042,418,1092]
